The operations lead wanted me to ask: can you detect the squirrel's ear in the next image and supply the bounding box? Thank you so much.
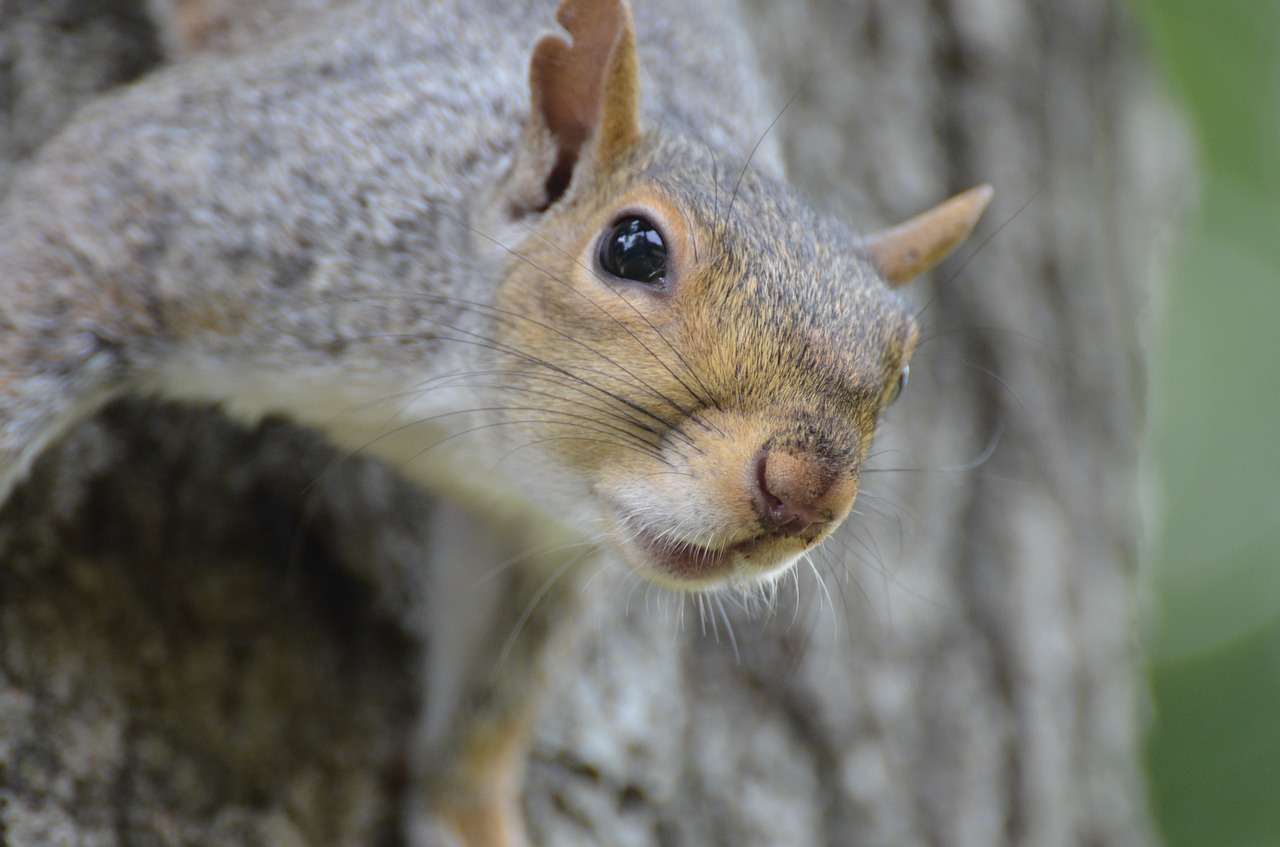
[861,185,995,287]
[511,0,641,214]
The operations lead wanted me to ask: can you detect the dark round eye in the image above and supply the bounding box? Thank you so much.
[598,216,667,285]
[886,364,909,405]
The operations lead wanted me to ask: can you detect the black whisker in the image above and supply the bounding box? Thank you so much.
[515,222,726,427]
[914,183,1042,321]
[862,421,1003,474]
[433,211,712,424]
[496,550,591,668]
[725,80,807,226]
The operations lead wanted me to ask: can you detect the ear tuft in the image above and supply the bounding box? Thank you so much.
[522,0,641,210]
[861,185,995,287]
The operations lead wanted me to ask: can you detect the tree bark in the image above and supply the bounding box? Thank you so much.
[0,0,1175,844]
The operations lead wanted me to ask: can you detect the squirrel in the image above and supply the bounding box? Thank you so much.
[0,0,992,843]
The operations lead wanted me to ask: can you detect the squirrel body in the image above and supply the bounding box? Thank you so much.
[0,0,991,843]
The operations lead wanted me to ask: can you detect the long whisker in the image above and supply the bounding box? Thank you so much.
[515,222,725,426]
[474,535,602,583]
[914,325,1061,353]
[862,421,1003,474]
[724,81,806,226]
[429,369,667,439]
[390,416,673,476]
[713,593,740,663]
[496,550,591,668]
[434,299,704,441]
[256,287,702,448]
[432,212,710,424]
[395,376,671,459]
[319,322,703,453]
[276,289,699,443]
[674,120,721,243]
[913,184,1042,321]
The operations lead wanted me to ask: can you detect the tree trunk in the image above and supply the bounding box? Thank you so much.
[0,0,1175,844]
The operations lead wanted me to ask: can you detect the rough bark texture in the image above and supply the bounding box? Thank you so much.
[0,0,1176,845]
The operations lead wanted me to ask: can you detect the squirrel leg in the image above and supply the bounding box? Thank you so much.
[408,501,596,847]
[425,711,535,847]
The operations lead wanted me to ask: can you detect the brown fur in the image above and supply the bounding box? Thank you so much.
[432,711,535,847]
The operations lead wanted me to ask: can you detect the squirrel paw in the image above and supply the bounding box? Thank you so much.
[408,796,528,847]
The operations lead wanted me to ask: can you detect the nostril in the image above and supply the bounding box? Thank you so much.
[754,451,819,536]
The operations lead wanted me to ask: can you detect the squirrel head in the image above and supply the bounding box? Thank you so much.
[481,0,992,590]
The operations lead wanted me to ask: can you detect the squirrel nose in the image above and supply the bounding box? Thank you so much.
[752,449,856,538]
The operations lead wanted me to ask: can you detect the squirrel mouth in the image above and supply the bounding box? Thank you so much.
[623,522,777,586]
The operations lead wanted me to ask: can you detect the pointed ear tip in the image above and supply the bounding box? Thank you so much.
[962,183,996,217]
[953,183,994,215]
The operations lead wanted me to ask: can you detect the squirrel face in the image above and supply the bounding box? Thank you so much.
[491,131,919,588]
[460,0,989,590]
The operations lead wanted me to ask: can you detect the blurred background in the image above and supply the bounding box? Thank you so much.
[1131,0,1280,845]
